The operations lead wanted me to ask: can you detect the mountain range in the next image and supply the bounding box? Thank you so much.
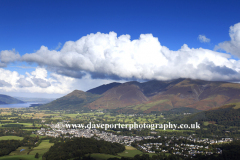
[39,78,240,113]
[0,94,24,104]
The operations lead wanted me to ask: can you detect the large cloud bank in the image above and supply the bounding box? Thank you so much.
[0,67,74,94]
[22,25,240,82]
[0,67,124,94]
[2,22,240,95]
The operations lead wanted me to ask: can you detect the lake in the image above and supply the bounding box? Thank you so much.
[0,102,43,108]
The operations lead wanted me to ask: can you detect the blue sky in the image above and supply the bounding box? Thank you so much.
[1,0,240,98]
[1,0,240,53]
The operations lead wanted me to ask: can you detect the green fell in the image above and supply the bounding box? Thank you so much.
[0,94,24,104]
[38,90,101,110]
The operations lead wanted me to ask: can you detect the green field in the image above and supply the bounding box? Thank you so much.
[29,140,54,156]
[0,140,54,160]
[0,155,35,160]
[22,129,38,131]
[1,108,167,124]
[9,147,31,156]
[1,122,32,126]
[233,103,240,109]
[63,114,79,118]
[0,120,14,122]
[132,99,170,111]
[117,146,142,158]
[203,121,209,126]
[0,136,24,140]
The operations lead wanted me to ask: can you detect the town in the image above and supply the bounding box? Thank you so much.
[36,121,234,157]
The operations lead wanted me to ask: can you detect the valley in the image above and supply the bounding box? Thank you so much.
[0,78,240,160]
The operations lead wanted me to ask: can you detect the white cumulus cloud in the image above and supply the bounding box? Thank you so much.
[0,67,121,95]
[32,78,51,88]
[0,67,72,94]
[198,35,210,43]
[0,49,20,67]
[0,80,12,87]
[21,31,240,82]
[17,78,33,87]
[215,22,240,57]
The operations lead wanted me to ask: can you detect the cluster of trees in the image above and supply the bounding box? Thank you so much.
[206,110,240,126]
[179,104,240,125]
[165,104,240,138]
[0,136,43,157]
[0,128,27,137]
[22,136,39,147]
[194,123,240,138]
[42,137,125,160]
[219,140,240,160]
[1,124,24,128]
[0,140,22,156]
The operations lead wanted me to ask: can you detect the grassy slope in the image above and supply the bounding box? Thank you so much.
[87,82,121,95]
[0,155,35,160]
[29,140,54,156]
[119,79,240,113]
[0,140,54,160]
[0,136,24,140]
[9,147,31,156]
[39,90,101,110]
[87,84,148,110]
[117,146,142,157]
[0,94,24,104]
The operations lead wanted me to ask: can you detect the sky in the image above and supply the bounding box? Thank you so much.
[1,0,240,98]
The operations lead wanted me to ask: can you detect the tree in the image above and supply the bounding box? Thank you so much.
[35,152,39,158]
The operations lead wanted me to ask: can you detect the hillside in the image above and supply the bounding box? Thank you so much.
[134,78,185,97]
[177,103,240,126]
[38,90,101,110]
[87,83,149,110]
[0,94,24,104]
[38,78,240,112]
[124,79,240,113]
[87,82,121,95]
[86,79,188,112]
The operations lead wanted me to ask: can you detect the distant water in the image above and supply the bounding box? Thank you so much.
[0,102,42,108]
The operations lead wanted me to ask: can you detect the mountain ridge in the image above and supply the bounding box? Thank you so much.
[87,82,121,95]
[38,90,102,110]
[0,94,24,104]
[39,78,240,112]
